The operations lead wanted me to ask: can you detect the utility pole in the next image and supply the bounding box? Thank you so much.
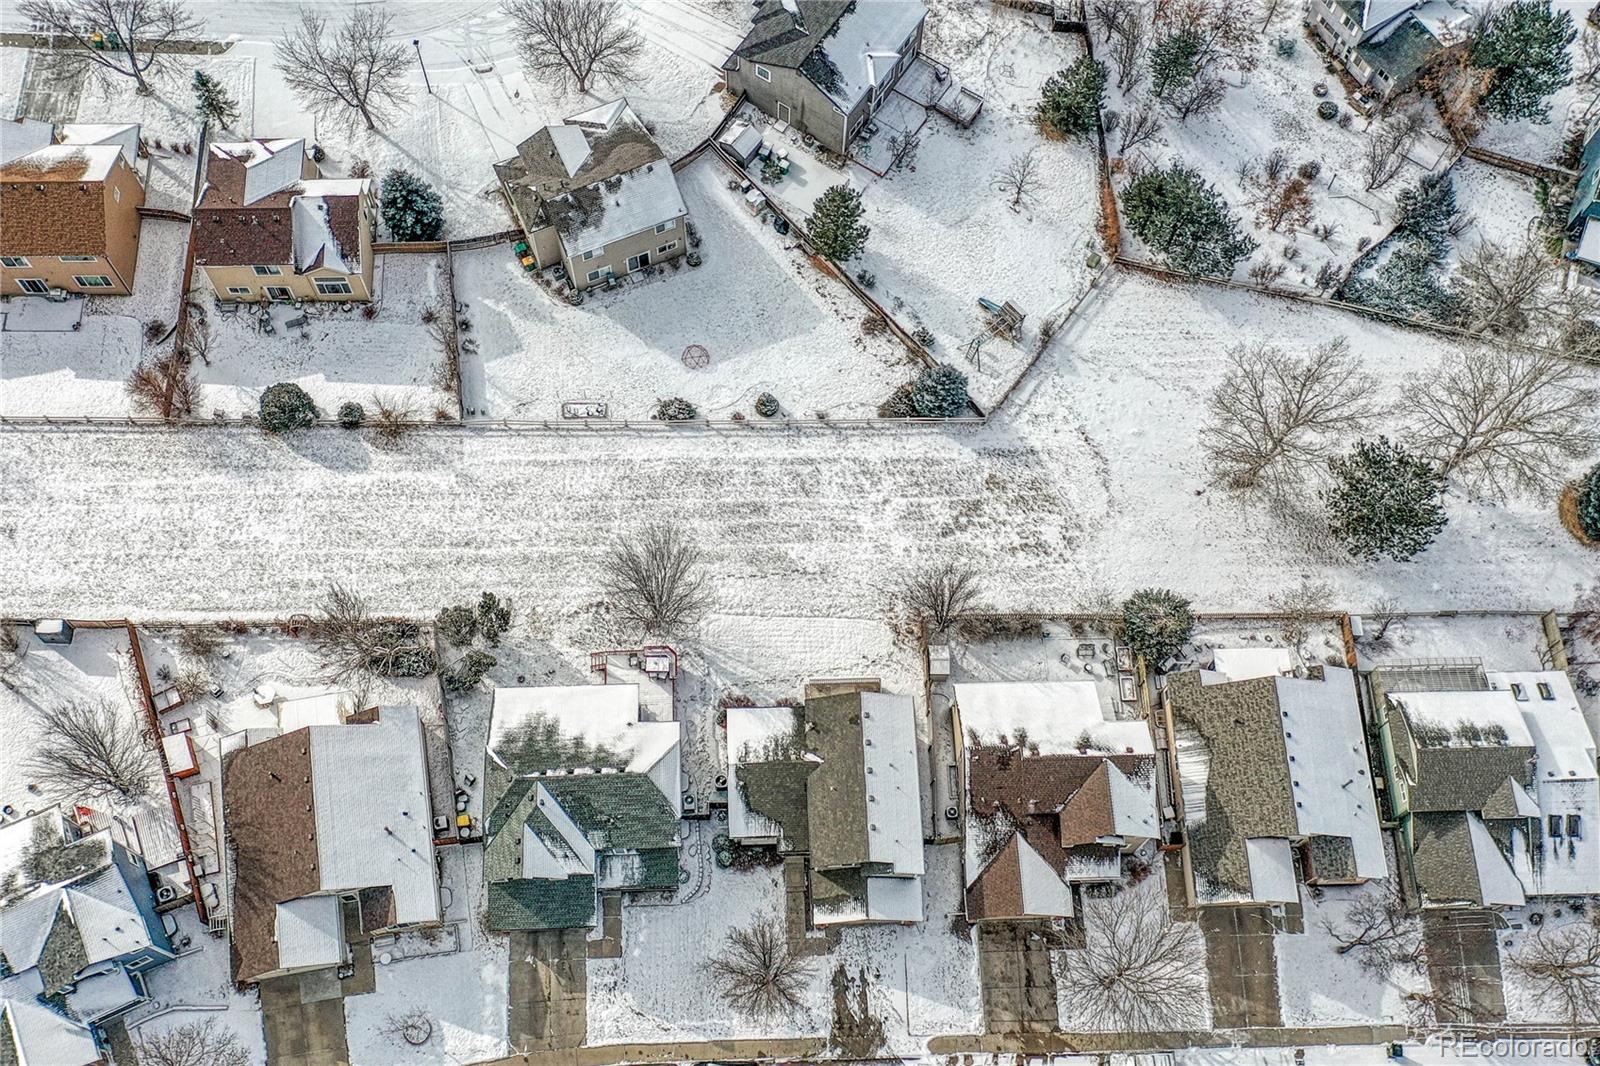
[414,39,432,94]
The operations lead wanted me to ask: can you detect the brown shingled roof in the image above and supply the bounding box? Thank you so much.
[194,146,362,270]
[223,728,320,984]
[0,175,108,256]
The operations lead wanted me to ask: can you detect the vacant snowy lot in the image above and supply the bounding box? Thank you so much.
[190,254,458,421]
[457,157,915,421]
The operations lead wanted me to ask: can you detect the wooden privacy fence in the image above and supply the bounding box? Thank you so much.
[0,413,988,431]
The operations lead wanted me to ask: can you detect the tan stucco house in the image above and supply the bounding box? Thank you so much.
[494,99,688,291]
[722,0,927,156]
[0,120,145,297]
[193,138,374,303]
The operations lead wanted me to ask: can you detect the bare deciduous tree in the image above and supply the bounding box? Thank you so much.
[899,559,984,634]
[1324,886,1423,976]
[503,0,643,95]
[1057,884,1207,1032]
[136,1018,250,1066]
[275,7,413,132]
[1421,47,1493,141]
[0,620,26,688]
[1153,0,1260,73]
[1200,337,1381,494]
[24,699,153,803]
[1092,1,1149,91]
[1362,110,1426,192]
[1365,595,1403,643]
[307,583,437,683]
[1267,577,1335,651]
[1404,347,1600,499]
[1452,237,1561,336]
[380,1007,435,1047]
[1168,71,1227,121]
[993,149,1041,207]
[1507,916,1600,1026]
[17,0,202,95]
[1116,100,1164,154]
[601,523,711,633]
[177,626,224,661]
[705,915,813,1023]
[126,351,198,421]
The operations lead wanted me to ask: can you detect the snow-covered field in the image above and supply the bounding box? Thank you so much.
[190,254,459,421]
[456,157,915,421]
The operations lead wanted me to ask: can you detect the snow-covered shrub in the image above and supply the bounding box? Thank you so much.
[436,604,477,646]
[1576,463,1600,540]
[337,401,365,428]
[755,392,780,418]
[1323,437,1448,562]
[1037,54,1107,139]
[655,397,698,421]
[911,364,970,418]
[380,168,444,242]
[259,382,318,433]
[1120,588,1195,668]
[1275,36,1296,57]
[1317,100,1338,120]
[877,381,918,418]
[442,649,496,694]
[912,325,935,347]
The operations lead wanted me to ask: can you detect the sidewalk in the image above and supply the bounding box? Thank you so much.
[927,1025,1409,1054]
[475,1037,828,1066]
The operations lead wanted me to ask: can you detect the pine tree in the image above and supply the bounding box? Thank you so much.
[1120,588,1195,668]
[1122,163,1255,276]
[380,169,444,242]
[911,364,970,418]
[1323,437,1448,562]
[192,70,240,129]
[258,383,318,433]
[807,184,870,262]
[1149,31,1201,99]
[1037,55,1107,139]
[1471,0,1575,123]
[1393,172,1457,257]
[1576,462,1600,540]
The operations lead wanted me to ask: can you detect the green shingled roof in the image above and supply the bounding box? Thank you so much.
[1357,15,1441,85]
[487,876,596,931]
[539,774,679,852]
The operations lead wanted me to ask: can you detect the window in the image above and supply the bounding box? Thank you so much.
[1549,814,1564,838]
[59,255,97,262]
[626,252,649,272]
[755,64,772,82]
[72,275,113,288]
[252,265,283,276]
[126,954,155,969]
[657,241,678,255]
[654,220,676,234]
[1537,681,1555,700]
[16,278,48,294]
[1568,814,1583,839]
[1510,683,1528,701]
[314,278,353,296]
[113,185,122,202]
[226,286,253,296]
[1,256,29,267]
[582,249,600,261]
[586,268,610,283]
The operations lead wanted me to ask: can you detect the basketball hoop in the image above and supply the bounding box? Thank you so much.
[681,344,710,369]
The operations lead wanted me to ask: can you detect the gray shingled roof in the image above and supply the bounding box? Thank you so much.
[1411,811,1483,906]
[730,0,854,67]
[1410,745,1535,813]
[1357,14,1441,84]
[803,692,871,872]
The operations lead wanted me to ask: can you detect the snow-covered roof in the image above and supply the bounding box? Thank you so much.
[725,704,799,841]
[1,143,122,183]
[1210,647,1297,681]
[813,0,925,109]
[1278,668,1386,881]
[274,895,345,972]
[954,680,1152,754]
[277,690,352,732]
[1244,837,1299,903]
[64,963,141,1022]
[59,123,140,166]
[1493,671,1599,780]
[208,137,305,205]
[521,784,597,879]
[1576,218,1600,267]
[1466,812,1525,907]
[1409,0,1471,42]
[0,118,57,166]
[861,691,923,876]
[1,972,100,1066]
[310,706,439,926]
[547,125,593,175]
[1362,0,1421,31]
[717,119,763,164]
[64,877,155,964]
[1394,689,1536,748]
[557,160,688,260]
[489,684,681,810]
[1016,834,1075,916]
[864,874,922,922]
[292,196,351,274]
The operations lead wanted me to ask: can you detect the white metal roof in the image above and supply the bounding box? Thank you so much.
[860,691,923,876]
[274,895,345,972]
[310,707,439,926]
[954,680,1152,754]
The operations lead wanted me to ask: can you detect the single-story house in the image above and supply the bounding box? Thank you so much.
[1166,658,1387,906]
[0,808,177,1065]
[482,684,682,932]
[726,680,925,925]
[0,120,145,296]
[222,704,440,984]
[1373,663,1599,908]
[193,138,374,303]
[1307,0,1471,102]
[953,681,1158,923]
[494,99,688,291]
[723,0,928,156]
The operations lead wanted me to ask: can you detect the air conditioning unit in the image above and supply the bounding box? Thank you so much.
[943,805,959,820]
[155,884,177,903]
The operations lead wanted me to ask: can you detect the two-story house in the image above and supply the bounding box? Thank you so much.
[1307,0,1470,103]
[193,138,375,303]
[723,0,928,156]
[494,99,688,292]
[0,121,145,297]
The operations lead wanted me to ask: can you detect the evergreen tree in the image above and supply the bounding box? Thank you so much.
[1149,31,1201,99]
[1392,172,1457,257]
[258,383,318,433]
[380,169,444,242]
[1037,55,1107,139]
[807,184,870,261]
[911,364,970,418]
[192,70,240,129]
[1122,163,1255,276]
[1120,588,1195,668]
[1471,0,1575,123]
[1323,437,1448,562]
[1340,174,1464,323]
[1576,462,1600,541]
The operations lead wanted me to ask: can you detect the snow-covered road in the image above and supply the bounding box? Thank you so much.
[2,274,1593,621]
[622,0,746,69]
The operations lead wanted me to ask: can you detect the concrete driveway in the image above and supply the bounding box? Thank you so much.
[1421,908,1506,1023]
[1200,906,1283,1029]
[508,928,588,1052]
[976,921,1061,1033]
[259,971,351,1066]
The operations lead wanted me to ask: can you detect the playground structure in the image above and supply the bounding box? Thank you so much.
[963,296,1025,366]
